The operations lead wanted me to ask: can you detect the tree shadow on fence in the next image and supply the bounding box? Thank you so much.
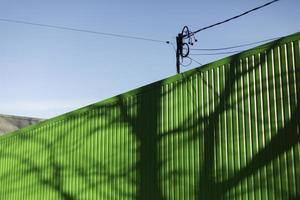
[0,38,299,200]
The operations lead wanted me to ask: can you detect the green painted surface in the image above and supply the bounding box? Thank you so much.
[1,32,300,200]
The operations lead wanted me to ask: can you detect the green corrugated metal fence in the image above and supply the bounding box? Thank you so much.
[1,32,299,200]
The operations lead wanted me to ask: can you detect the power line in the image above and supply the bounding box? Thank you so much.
[190,44,275,56]
[0,18,170,44]
[181,57,193,67]
[169,41,177,53]
[187,56,202,66]
[190,35,285,55]
[189,37,279,51]
[190,50,242,56]
[190,0,280,36]
[180,56,202,68]
[175,0,280,73]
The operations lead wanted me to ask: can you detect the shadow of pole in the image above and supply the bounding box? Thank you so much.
[117,86,164,200]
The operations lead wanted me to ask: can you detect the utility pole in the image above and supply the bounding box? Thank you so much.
[176,26,196,74]
[176,33,183,74]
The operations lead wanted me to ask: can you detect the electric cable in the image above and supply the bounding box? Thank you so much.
[181,56,193,67]
[187,0,280,36]
[187,56,202,66]
[189,37,279,51]
[190,50,242,56]
[169,41,177,53]
[0,18,170,44]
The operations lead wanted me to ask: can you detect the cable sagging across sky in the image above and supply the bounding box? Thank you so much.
[0,18,170,44]
[188,0,280,36]
[189,37,280,51]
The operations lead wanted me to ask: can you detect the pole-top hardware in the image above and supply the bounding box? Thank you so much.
[175,26,198,74]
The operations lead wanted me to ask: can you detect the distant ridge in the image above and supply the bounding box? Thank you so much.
[0,114,43,135]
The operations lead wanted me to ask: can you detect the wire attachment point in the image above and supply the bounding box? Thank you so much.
[176,26,198,74]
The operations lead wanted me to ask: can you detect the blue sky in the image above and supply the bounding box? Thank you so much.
[1,0,299,119]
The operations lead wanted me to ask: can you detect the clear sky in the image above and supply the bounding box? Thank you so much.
[1,0,299,119]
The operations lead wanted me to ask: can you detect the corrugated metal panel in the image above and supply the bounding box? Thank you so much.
[0,32,299,199]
